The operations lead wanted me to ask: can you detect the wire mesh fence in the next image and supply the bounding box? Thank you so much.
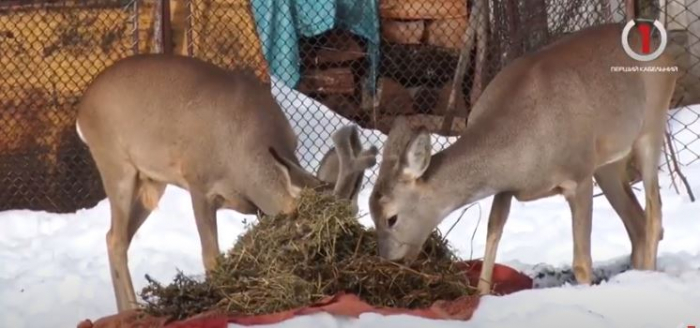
[183,0,700,188]
[0,0,144,212]
[1,0,699,212]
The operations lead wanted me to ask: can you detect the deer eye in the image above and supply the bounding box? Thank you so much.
[387,215,398,228]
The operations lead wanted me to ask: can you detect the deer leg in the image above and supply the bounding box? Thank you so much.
[98,161,141,312]
[477,192,513,295]
[594,159,646,269]
[634,135,664,271]
[190,190,220,272]
[564,178,594,285]
[127,178,166,243]
[634,73,675,270]
[107,178,165,311]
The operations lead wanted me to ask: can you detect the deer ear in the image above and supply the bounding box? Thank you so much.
[316,147,340,184]
[269,147,322,197]
[269,147,303,197]
[402,129,431,180]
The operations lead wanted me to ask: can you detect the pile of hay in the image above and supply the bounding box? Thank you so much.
[139,189,474,320]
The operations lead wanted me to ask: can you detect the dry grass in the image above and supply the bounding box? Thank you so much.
[139,189,475,321]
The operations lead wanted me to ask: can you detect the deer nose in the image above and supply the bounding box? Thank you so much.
[377,238,404,261]
[378,244,395,260]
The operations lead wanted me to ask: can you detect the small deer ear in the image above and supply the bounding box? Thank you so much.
[402,129,431,180]
[269,147,302,198]
[316,147,340,184]
[269,147,322,197]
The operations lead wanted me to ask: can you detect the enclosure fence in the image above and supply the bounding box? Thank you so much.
[1,0,699,213]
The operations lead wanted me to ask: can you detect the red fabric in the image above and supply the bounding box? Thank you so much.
[77,260,532,328]
[227,292,480,326]
[458,260,533,295]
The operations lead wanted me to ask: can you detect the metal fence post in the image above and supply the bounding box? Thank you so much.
[161,0,173,54]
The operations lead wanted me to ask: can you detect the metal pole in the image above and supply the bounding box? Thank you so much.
[154,0,163,53]
[186,0,193,56]
[625,0,636,20]
[161,0,173,54]
[132,0,140,54]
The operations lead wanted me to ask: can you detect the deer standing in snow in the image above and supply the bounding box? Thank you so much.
[369,23,678,294]
[76,54,378,311]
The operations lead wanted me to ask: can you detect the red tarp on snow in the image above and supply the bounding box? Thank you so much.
[77,260,533,328]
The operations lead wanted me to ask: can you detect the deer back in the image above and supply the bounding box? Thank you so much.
[368,23,678,260]
[77,54,377,215]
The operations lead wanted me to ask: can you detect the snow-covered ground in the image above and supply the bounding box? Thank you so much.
[1,78,699,328]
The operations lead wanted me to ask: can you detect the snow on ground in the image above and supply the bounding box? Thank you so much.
[1,79,699,328]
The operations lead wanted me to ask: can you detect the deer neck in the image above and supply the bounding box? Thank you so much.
[421,132,509,216]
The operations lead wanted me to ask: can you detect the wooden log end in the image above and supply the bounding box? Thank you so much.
[425,16,469,50]
[381,19,425,45]
[380,0,468,20]
[296,67,356,95]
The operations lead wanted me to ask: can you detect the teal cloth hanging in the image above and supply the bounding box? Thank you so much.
[250,0,380,93]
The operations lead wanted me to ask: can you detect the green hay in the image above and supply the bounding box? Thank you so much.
[139,189,475,321]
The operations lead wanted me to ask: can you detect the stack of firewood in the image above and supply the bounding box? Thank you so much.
[296,31,365,98]
[295,0,472,136]
[375,0,471,134]
[380,0,468,50]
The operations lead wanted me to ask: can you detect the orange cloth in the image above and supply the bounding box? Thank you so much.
[77,260,532,328]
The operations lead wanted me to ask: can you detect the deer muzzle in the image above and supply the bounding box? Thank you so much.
[377,235,419,262]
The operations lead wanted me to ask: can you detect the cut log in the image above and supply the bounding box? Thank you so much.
[377,78,415,116]
[301,30,366,67]
[380,0,468,20]
[426,17,469,50]
[381,19,425,45]
[296,67,355,95]
[380,43,460,87]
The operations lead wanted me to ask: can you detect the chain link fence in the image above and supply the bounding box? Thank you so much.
[183,0,700,188]
[2,0,699,212]
[0,0,146,212]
